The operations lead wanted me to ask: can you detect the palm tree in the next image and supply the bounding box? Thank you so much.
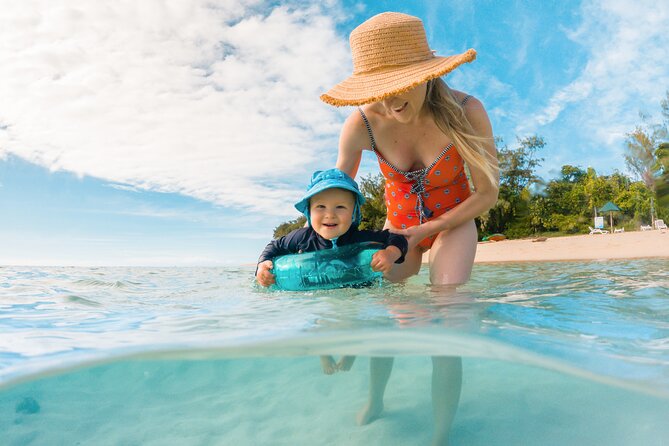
[655,142,669,209]
[624,124,666,193]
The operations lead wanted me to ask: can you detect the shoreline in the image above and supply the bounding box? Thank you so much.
[423,230,669,264]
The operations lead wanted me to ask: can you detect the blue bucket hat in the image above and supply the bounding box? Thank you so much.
[295,168,366,226]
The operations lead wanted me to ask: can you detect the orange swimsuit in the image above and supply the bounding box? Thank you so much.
[358,97,472,250]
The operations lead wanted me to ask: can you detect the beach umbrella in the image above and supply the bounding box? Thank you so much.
[598,201,621,233]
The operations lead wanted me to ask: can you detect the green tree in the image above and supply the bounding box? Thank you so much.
[535,165,589,233]
[582,168,614,215]
[357,173,387,230]
[655,142,669,208]
[480,135,545,237]
[560,165,587,183]
[499,135,545,194]
[654,91,669,209]
[625,94,669,217]
[614,181,653,225]
[273,216,306,238]
[624,122,666,193]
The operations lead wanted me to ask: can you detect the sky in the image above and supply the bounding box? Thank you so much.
[1,0,667,266]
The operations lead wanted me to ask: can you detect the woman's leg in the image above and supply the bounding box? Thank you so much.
[356,222,423,425]
[427,220,477,446]
[431,357,462,446]
[428,219,478,285]
[357,357,394,425]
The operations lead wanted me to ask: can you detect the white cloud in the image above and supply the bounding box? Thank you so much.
[105,183,142,193]
[0,0,351,216]
[533,79,593,126]
[518,0,669,146]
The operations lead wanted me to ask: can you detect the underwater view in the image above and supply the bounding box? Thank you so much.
[1,260,668,445]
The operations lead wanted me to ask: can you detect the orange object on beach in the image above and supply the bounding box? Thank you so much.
[483,234,506,242]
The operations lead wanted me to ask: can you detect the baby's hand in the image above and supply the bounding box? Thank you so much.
[256,260,276,287]
[370,246,401,273]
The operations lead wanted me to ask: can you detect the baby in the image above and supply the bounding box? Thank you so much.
[256,168,408,374]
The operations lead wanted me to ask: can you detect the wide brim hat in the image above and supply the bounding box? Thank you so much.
[295,169,365,226]
[320,12,476,107]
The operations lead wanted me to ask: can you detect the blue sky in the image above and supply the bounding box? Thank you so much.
[1,0,667,266]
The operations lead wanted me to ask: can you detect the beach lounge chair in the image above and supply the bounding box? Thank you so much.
[589,226,608,235]
[640,225,652,231]
[614,227,625,233]
[655,219,668,231]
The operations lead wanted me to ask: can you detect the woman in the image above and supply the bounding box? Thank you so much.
[320,12,499,445]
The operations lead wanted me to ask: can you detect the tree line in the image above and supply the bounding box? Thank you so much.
[275,92,668,239]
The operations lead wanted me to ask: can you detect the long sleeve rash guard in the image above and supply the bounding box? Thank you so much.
[257,226,408,266]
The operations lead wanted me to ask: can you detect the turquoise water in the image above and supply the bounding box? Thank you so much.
[1,260,668,445]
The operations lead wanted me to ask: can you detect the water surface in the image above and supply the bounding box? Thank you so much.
[1,260,668,445]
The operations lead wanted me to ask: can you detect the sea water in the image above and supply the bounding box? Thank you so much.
[1,260,668,445]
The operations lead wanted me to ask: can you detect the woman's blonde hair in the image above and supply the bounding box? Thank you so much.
[425,78,499,189]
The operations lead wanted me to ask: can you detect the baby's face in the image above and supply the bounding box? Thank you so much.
[309,188,355,240]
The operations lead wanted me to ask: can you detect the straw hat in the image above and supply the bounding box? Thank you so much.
[320,12,476,107]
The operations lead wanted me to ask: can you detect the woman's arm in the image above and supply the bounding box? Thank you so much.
[396,98,499,245]
[335,110,369,178]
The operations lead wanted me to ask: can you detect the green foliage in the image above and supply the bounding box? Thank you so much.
[624,124,667,192]
[498,135,545,194]
[542,213,584,233]
[273,216,306,239]
[479,135,545,236]
[358,173,387,230]
[482,132,661,236]
[655,142,669,208]
[656,142,669,173]
[560,165,587,183]
[527,166,655,233]
[623,94,668,213]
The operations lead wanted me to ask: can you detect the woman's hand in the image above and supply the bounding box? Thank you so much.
[255,260,275,287]
[389,224,432,251]
[370,246,401,273]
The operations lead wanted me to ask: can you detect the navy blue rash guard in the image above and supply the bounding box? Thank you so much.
[257,225,408,266]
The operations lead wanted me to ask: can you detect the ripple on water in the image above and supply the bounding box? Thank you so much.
[0,261,667,396]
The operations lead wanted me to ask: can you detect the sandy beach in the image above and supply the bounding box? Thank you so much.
[421,230,669,264]
[471,230,669,263]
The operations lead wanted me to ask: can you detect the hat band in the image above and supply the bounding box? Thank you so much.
[353,55,436,76]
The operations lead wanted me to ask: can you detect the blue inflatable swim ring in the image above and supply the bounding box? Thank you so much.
[272,242,383,291]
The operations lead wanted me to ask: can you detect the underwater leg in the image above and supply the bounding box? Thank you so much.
[427,221,475,445]
[320,355,337,375]
[357,357,394,425]
[336,355,356,371]
[431,356,462,446]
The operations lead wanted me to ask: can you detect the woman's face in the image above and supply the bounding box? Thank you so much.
[379,82,428,123]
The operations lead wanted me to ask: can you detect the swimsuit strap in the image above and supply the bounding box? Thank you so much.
[357,107,378,151]
[358,94,471,152]
[359,107,453,175]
